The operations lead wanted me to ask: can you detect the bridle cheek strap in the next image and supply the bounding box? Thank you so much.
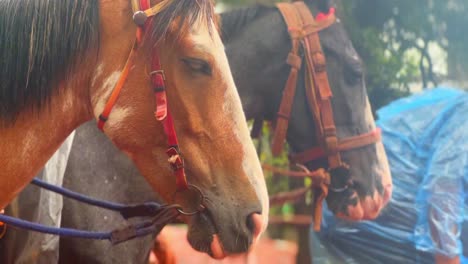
[271,49,302,156]
[97,0,189,191]
[97,38,139,131]
[274,2,383,231]
[152,52,188,191]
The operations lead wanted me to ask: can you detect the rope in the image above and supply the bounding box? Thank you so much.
[269,186,311,206]
[0,204,180,245]
[0,178,182,244]
[31,178,162,219]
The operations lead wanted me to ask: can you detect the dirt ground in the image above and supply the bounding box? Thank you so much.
[150,225,298,264]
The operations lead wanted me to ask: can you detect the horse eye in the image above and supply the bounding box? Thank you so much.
[181,58,212,76]
[347,71,362,84]
[345,64,364,85]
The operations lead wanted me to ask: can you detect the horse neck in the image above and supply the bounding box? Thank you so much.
[222,6,293,122]
[0,87,92,209]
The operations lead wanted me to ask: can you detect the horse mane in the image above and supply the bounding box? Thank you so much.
[0,0,217,125]
[220,5,274,42]
[0,1,99,125]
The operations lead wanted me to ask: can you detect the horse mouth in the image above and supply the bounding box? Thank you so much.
[328,183,392,221]
[186,209,227,259]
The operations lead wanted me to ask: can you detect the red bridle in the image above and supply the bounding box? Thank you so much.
[96,0,190,196]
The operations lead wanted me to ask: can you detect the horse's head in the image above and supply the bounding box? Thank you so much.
[90,0,268,258]
[306,0,392,220]
[222,0,391,221]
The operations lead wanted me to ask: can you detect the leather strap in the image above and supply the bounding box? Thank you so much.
[274,1,382,231]
[97,0,189,191]
[293,1,343,168]
[339,127,381,150]
[275,2,337,232]
[98,39,139,131]
[271,3,304,156]
[151,49,188,191]
[289,128,382,164]
[262,164,329,187]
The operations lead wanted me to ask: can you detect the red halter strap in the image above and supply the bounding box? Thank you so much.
[97,0,188,191]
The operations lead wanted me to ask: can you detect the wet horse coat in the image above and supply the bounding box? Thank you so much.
[0,0,268,260]
[1,1,390,263]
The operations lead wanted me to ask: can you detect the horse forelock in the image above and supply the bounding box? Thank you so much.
[150,0,218,43]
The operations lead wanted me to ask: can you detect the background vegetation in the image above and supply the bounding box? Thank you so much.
[218,0,468,111]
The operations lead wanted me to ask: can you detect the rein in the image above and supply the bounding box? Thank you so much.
[0,177,178,244]
[262,1,382,231]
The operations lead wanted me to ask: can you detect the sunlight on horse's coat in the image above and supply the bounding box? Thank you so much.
[342,98,392,220]
[91,63,104,87]
[20,131,38,164]
[106,107,132,132]
[375,142,392,204]
[192,20,269,228]
[92,70,121,119]
[364,98,392,209]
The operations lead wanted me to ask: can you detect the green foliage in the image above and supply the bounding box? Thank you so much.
[344,0,468,96]
[253,123,295,216]
[218,0,468,110]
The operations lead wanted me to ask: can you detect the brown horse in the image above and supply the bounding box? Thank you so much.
[0,0,268,258]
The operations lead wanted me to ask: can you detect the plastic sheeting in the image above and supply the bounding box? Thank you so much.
[0,132,75,264]
[311,87,468,263]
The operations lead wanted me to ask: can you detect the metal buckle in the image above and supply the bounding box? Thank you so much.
[150,70,166,80]
[172,184,206,216]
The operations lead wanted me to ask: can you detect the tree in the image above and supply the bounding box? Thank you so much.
[218,0,468,110]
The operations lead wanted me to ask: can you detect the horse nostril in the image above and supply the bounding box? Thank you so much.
[246,213,263,242]
[246,214,255,233]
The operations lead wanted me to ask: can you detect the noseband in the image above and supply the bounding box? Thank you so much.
[266,1,381,230]
[97,0,205,216]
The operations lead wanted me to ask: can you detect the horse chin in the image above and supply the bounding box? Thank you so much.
[186,210,226,259]
[330,186,391,221]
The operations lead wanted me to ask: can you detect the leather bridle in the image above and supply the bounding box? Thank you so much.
[96,0,205,216]
[263,1,381,230]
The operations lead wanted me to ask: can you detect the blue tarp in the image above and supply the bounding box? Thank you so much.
[312,87,468,263]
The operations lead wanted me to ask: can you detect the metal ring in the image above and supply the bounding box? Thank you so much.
[172,184,206,216]
[149,70,166,80]
[329,184,349,193]
[293,163,310,173]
